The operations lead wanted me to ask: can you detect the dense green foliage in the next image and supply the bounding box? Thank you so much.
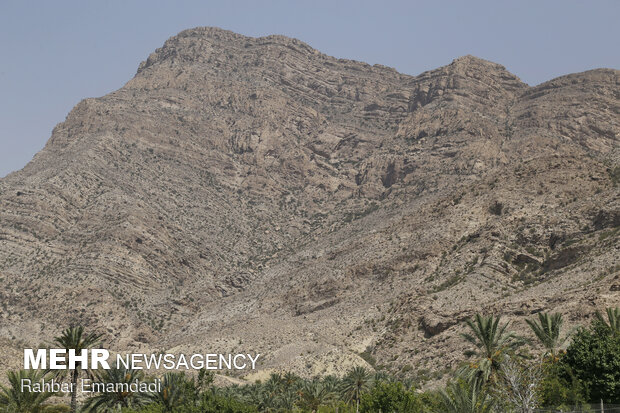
[3,308,619,412]
[559,319,620,403]
[119,393,259,413]
[537,360,587,409]
[359,381,423,412]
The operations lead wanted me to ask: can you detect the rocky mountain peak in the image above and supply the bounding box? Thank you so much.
[450,54,510,70]
[136,26,318,75]
[0,28,617,383]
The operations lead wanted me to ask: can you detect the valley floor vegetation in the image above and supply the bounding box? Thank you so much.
[1,308,619,413]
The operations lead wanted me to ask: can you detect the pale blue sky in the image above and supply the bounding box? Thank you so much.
[1,0,618,177]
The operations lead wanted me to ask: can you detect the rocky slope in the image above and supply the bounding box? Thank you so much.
[0,27,618,384]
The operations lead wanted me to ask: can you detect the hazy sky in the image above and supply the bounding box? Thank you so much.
[1,1,618,177]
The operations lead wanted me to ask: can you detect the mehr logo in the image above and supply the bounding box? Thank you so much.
[25,349,111,370]
[24,327,260,372]
[24,348,261,371]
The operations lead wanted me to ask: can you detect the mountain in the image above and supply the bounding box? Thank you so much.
[0,27,618,382]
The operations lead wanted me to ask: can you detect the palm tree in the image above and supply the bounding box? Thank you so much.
[460,313,520,383]
[81,365,149,412]
[340,366,372,413]
[53,326,102,413]
[194,368,214,395]
[526,312,568,359]
[321,375,340,394]
[297,379,333,413]
[0,369,67,413]
[212,384,240,400]
[263,372,284,403]
[271,372,301,411]
[373,371,392,383]
[275,388,298,411]
[435,378,494,413]
[241,383,270,411]
[282,371,300,389]
[595,307,620,334]
[148,372,188,412]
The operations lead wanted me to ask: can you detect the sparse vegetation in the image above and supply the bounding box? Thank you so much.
[488,201,504,216]
[608,166,620,187]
